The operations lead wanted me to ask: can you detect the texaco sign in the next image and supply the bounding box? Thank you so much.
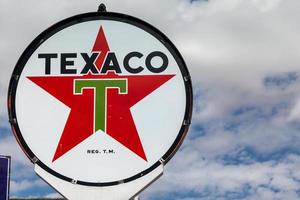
[8,12,192,186]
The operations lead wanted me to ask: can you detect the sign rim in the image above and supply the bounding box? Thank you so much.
[7,11,193,186]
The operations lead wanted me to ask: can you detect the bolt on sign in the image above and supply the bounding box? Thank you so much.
[8,6,192,198]
[0,156,10,200]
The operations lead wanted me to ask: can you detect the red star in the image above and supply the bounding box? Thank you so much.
[28,26,174,162]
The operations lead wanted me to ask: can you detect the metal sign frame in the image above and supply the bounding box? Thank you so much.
[0,155,11,200]
[8,11,193,187]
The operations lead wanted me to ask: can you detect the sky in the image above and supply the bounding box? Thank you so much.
[1,0,300,199]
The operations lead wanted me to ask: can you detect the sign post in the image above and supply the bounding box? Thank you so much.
[8,4,192,199]
[0,156,10,200]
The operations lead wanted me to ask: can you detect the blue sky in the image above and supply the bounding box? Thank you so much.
[1,0,300,199]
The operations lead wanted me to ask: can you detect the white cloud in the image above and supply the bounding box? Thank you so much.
[288,98,300,122]
[143,153,300,199]
[245,186,299,200]
[0,135,29,166]
[45,192,63,198]
[10,179,46,193]
[252,0,282,12]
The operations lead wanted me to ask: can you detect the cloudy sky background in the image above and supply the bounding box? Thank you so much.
[1,0,300,199]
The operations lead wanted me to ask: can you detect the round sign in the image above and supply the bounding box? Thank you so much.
[8,11,192,186]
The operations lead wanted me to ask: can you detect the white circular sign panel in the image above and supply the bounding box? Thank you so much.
[8,12,192,186]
